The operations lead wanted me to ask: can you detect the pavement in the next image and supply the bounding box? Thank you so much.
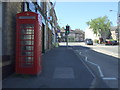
[2,46,95,88]
[60,42,119,58]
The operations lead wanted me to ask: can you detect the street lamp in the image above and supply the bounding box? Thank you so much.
[109,10,117,12]
[109,9,119,42]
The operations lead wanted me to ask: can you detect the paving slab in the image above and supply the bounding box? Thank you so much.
[2,46,94,88]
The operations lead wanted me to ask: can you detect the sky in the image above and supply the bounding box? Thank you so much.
[53,2,118,31]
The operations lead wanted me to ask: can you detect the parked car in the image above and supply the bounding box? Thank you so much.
[85,39,93,45]
[105,39,118,45]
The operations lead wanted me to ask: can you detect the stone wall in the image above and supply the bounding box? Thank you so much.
[2,2,22,79]
[0,2,2,57]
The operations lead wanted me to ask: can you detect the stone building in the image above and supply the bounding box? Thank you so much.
[58,28,85,42]
[1,0,58,79]
[68,29,85,42]
[1,2,23,79]
[110,26,118,40]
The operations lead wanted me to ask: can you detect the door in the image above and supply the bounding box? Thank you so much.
[19,24,34,67]
[42,23,45,53]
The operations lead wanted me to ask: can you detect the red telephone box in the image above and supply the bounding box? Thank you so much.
[16,11,42,74]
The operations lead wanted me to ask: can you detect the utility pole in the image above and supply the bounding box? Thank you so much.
[109,9,120,43]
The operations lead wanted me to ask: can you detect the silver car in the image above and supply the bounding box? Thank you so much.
[85,39,93,45]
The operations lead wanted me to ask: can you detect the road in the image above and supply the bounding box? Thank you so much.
[61,42,119,58]
[59,42,119,88]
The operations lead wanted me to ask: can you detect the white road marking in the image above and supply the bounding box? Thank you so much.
[72,49,96,79]
[97,66,104,77]
[73,47,118,84]
[102,77,117,80]
[87,60,98,66]
[85,54,118,80]
[86,59,104,77]
[79,52,81,55]
[85,57,88,61]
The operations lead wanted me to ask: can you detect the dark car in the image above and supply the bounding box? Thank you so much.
[85,39,93,45]
[105,39,118,45]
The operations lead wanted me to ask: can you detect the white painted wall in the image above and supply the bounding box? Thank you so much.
[85,27,99,41]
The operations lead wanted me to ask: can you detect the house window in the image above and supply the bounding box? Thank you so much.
[24,2,28,11]
[29,2,36,12]
[23,2,30,11]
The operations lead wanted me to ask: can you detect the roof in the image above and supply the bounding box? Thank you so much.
[110,26,117,31]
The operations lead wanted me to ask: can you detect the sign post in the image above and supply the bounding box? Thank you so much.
[66,34,68,47]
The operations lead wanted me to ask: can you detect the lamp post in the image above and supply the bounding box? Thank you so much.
[109,9,119,42]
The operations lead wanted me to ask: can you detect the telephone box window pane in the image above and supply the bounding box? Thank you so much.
[21,29,34,34]
[20,56,34,67]
[19,16,35,19]
[31,35,34,39]
[21,29,25,34]
[22,35,31,39]
[31,41,34,45]
[21,35,34,39]
[21,63,33,67]
[26,29,34,34]
[25,57,33,65]
[20,24,34,29]
[21,41,34,45]
[21,46,34,51]
[20,57,33,61]
[25,57,33,60]
[22,51,33,56]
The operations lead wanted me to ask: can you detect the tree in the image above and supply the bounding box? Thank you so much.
[57,25,61,30]
[86,16,112,41]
